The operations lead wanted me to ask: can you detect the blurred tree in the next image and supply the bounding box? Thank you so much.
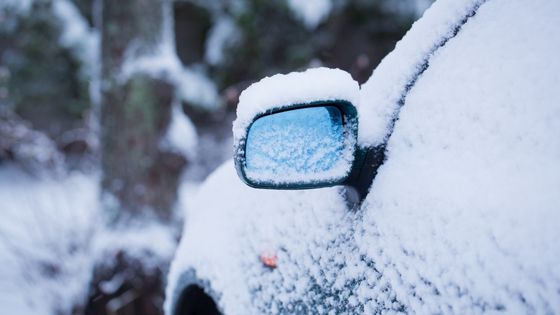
[174,1,212,66]
[0,0,90,142]
[91,1,187,314]
[175,0,424,93]
[99,0,185,222]
[72,0,94,25]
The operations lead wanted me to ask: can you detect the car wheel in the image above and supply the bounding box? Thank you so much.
[175,284,221,315]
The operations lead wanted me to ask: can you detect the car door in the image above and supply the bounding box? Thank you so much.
[355,0,560,313]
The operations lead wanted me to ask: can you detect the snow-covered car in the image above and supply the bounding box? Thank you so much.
[165,0,560,314]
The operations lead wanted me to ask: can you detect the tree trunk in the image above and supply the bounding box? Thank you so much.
[88,1,185,314]
[100,0,185,223]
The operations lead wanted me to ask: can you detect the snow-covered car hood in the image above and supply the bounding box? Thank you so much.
[166,0,560,313]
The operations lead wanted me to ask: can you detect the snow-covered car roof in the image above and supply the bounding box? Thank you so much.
[166,0,560,313]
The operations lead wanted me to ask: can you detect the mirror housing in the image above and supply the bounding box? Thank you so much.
[235,100,383,203]
[233,68,384,204]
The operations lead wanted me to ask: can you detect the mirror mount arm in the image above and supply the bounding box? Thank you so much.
[344,144,386,208]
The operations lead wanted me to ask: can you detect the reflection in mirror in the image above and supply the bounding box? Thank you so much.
[245,106,353,185]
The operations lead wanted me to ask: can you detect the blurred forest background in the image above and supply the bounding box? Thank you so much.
[0,0,430,314]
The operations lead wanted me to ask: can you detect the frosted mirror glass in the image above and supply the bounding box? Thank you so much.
[245,106,353,185]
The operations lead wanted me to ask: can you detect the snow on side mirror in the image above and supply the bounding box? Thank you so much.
[241,101,357,188]
[233,67,379,203]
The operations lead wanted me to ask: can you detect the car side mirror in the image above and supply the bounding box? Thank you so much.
[233,68,384,204]
[240,100,357,188]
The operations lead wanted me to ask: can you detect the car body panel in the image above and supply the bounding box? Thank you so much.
[356,0,560,312]
[166,0,560,313]
[166,162,353,314]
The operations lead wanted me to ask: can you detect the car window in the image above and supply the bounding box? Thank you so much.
[358,0,560,312]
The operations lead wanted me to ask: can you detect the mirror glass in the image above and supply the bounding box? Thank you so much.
[245,106,353,185]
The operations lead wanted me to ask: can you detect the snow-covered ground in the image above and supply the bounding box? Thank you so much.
[0,169,97,315]
[0,167,179,314]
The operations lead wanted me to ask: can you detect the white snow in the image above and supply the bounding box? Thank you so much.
[0,0,32,14]
[160,102,198,159]
[0,168,180,315]
[120,41,219,110]
[233,67,359,144]
[0,169,98,315]
[52,0,98,77]
[119,0,219,110]
[167,0,560,313]
[244,105,355,184]
[205,16,240,66]
[93,222,178,274]
[286,0,333,29]
[89,0,103,121]
[358,0,484,147]
[356,0,560,312]
[1,0,98,78]
[165,162,353,315]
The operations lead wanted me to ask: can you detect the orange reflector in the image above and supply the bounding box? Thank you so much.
[260,253,278,269]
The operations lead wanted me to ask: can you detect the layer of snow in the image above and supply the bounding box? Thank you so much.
[0,169,98,315]
[1,0,98,77]
[0,168,180,315]
[167,0,560,313]
[93,222,178,274]
[90,0,103,117]
[244,106,354,184]
[120,42,219,110]
[0,117,65,175]
[52,0,98,77]
[286,0,333,29]
[358,0,484,147]
[0,0,32,14]
[357,0,560,312]
[160,102,198,159]
[233,67,359,143]
[119,0,219,110]
[205,16,240,66]
[166,162,353,315]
